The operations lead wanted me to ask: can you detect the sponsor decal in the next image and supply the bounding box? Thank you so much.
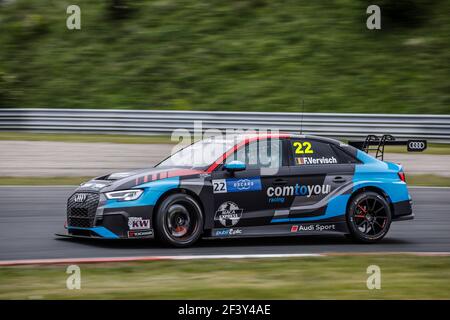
[295,156,337,165]
[214,228,243,237]
[267,184,331,198]
[128,230,153,238]
[407,140,427,152]
[128,217,151,230]
[290,224,336,232]
[214,201,243,227]
[212,177,262,194]
[269,197,285,204]
[73,193,88,203]
[231,178,260,191]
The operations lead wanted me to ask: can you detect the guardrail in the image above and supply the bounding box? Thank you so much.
[0,108,449,142]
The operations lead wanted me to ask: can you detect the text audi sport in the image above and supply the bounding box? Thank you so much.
[58,133,426,247]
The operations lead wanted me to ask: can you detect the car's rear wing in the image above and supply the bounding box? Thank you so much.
[348,134,427,161]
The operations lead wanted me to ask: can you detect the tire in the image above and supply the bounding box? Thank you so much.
[346,191,392,243]
[154,193,203,247]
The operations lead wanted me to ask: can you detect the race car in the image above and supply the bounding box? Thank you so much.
[58,133,426,247]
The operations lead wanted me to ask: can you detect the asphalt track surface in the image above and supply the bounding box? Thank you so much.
[0,187,449,261]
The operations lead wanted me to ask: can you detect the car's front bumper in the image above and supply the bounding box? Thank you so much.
[59,224,155,240]
[57,225,154,239]
[64,201,155,239]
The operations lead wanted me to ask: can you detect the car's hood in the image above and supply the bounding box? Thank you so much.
[74,167,205,193]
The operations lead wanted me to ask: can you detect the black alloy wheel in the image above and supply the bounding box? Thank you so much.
[155,193,203,247]
[346,191,392,243]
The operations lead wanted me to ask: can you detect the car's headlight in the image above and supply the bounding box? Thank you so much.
[105,189,143,201]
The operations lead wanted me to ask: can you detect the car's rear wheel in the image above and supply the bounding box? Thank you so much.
[346,191,392,243]
[154,193,203,247]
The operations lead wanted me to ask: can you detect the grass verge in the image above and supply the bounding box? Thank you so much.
[0,255,449,299]
[0,175,449,187]
[406,175,450,187]
[1,2,449,114]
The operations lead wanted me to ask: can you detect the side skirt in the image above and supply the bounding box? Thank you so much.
[207,221,349,239]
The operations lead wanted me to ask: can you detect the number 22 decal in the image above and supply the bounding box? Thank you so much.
[212,179,227,193]
[293,141,314,154]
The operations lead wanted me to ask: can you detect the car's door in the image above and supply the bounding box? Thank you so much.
[271,138,357,224]
[210,137,290,233]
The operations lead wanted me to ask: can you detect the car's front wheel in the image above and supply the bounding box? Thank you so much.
[154,193,203,247]
[346,191,392,243]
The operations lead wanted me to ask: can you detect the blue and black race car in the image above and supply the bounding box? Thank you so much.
[58,133,426,247]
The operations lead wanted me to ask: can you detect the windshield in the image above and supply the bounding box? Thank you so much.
[156,137,238,169]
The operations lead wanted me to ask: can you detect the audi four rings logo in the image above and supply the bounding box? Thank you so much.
[407,140,427,152]
[73,193,88,203]
[409,141,424,149]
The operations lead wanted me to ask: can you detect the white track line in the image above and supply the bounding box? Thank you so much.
[169,253,322,260]
[0,253,322,266]
[1,252,450,266]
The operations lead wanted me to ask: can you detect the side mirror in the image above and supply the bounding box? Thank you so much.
[223,160,246,172]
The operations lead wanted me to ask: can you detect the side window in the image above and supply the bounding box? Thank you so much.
[331,145,359,164]
[226,139,282,169]
[290,139,339,166]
